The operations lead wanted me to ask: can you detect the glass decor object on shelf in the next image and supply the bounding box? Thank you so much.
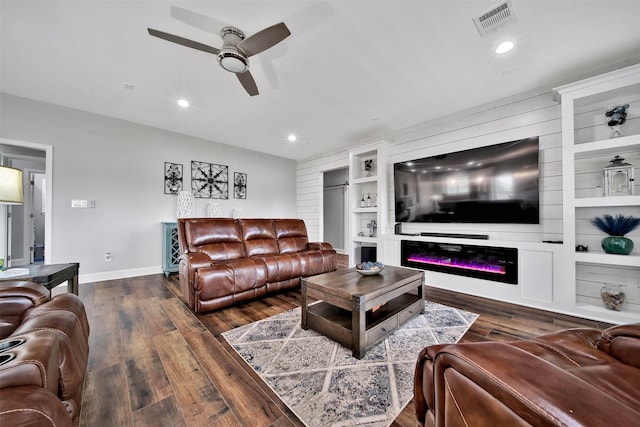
[591,214,640,255]
[603,155,635,196]
[600,284,625,310]
[605,104,629,138]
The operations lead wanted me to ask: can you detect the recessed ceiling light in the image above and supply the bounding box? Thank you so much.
[288,134,297,142]
[177,99,190,108]
[496,41,515,54]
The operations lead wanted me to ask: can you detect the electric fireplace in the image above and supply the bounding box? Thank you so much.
[401,240,518,284]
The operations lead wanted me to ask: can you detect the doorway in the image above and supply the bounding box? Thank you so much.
[323,168,348,253]
[0,141,50,267]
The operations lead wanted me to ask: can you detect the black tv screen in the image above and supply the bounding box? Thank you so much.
[394,137,540,224]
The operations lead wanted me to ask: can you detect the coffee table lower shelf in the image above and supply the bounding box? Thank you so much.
[305,293,423,358]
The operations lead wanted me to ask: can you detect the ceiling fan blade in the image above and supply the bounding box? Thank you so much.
[170,6,228,36]
[239,22,290,57]
[236,71,259,96]
[148,28,220,55]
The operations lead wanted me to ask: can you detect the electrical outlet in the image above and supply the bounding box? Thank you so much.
[104,252,112,262]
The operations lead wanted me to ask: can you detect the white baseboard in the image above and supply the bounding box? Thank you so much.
[78,266,163,284]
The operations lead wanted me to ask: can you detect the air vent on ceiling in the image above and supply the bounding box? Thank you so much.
[473,0,517,37]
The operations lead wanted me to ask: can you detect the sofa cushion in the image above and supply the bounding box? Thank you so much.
[273,219,309,253]
[254,254,302,282]
[196,258,269,300]
[183,219,245,261]
[241,219,280,256]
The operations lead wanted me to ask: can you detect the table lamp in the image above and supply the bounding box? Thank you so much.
[0,165,24,205]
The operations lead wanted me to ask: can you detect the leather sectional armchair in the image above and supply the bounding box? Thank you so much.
[178,218,337,313]
[0,281,90,427]
[414,323,640,427]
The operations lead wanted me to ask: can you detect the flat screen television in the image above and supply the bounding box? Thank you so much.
[393,137,540,224]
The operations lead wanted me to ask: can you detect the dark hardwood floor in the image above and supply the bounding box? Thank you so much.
[76,255,613,426]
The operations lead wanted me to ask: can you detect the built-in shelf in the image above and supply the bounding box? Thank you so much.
[575,303,640,324]
[351,176,378,185]
[574,134,640,157]
[348,142,388,266]
[575,252,640,267]
[352,236,377,244]
[353,207,378,213]
[554,63,640,324]
[574,195,640,207]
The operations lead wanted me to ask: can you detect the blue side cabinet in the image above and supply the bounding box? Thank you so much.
[162,222,180,276]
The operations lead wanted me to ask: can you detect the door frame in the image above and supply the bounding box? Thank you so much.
[0,138,53,265]
[321,167,349,254]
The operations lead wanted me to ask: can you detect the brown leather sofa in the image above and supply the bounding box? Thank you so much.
[0,281,90,427]
[414,323,640,427]
[178,218,337,313]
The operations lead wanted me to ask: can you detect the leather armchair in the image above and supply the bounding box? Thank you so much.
[414,323,640,427]
[0,281,90,426]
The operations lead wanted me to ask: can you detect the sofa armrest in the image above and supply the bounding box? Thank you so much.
[414,344,447,426]
[0,281,49,304]
[0,385,72,427]
[0,281,50,339]
[178,252,215,310]
[424,342,638,427]
[598,323,640,368]
[308,242,334,251]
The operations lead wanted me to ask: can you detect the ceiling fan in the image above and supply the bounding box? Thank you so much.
[148,11,290,96]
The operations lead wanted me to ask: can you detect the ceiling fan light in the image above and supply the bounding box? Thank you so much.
[218,49,248,73]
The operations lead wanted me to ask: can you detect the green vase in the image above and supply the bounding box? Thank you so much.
[601,236,634,255]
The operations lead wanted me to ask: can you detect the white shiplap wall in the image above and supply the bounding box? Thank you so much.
[298,87,564,245]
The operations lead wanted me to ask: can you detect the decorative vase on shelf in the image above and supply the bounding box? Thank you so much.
[591,214,639,255]
[601,236,634,255]
[206,203,221,218]
[600,284,625,311]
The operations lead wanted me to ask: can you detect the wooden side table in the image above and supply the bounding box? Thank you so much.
[0,263,80,296]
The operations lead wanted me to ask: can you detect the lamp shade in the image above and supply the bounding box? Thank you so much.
[0,166,24,205]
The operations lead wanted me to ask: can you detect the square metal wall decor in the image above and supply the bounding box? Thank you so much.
[234,172,247,199]
[164,162,183,194]
[191,161,228,199]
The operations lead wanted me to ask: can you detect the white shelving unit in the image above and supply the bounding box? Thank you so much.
[348,141,388,267]
[553,64,640,323]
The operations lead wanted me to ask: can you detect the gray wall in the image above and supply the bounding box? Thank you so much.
[0,93,297,279]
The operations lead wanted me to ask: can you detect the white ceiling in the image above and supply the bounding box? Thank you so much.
[2,1,640,161]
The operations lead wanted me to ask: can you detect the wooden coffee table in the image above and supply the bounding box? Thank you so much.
[301,265,424,359]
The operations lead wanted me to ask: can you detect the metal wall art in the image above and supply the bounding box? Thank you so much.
[234,172,247,199]
[164,162,183,194]
[191,161,228,199]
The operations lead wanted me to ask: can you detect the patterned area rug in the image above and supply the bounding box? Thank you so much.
[222,301,478,427]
